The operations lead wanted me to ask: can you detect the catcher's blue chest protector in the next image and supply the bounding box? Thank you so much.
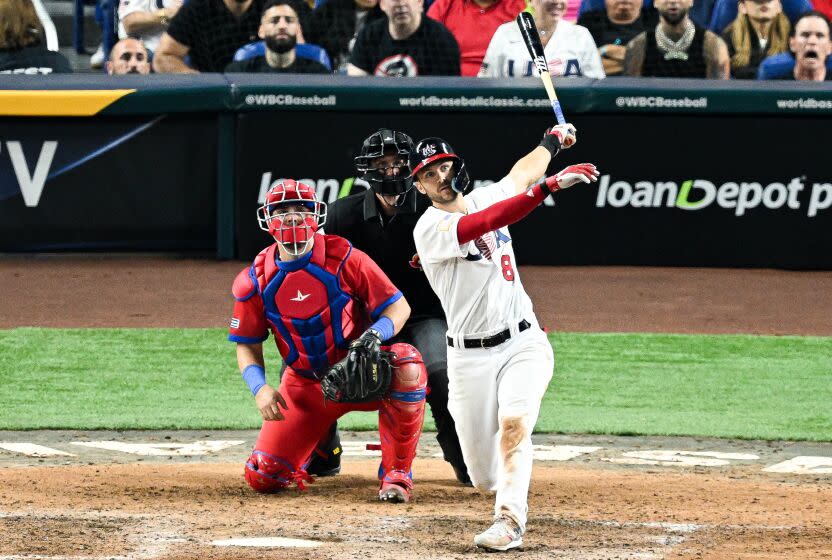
[251,236,364,379]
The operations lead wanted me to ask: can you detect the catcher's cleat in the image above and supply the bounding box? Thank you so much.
[378,470,412,503]
[474,514,524,552]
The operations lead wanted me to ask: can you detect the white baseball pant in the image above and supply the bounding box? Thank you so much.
[446,325,554,532]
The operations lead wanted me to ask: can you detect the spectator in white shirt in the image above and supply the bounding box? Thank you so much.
[118,0,183,53]
[478,0,605,78]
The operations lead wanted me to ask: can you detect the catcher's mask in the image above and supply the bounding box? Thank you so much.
[354,129,415,206]
[257,179,327,256]
[410,137,471,195]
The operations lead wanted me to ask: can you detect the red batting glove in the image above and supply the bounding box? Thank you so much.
[543,163,599,194]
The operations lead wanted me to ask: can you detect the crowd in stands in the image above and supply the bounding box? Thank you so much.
[1,0,831,79]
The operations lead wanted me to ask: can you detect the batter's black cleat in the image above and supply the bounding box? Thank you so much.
[306,426,342,477]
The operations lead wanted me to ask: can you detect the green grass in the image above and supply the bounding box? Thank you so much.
[0,328,830,441]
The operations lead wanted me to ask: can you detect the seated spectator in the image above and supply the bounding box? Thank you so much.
[153,0,265,72]
[118,0,183,54]
[721,0,790,79]
[623,0,729,78]
[578,0,659,75]
[226,0,330,72]
[776,10,832,80]
[0,0,72,74]
[708,0,811,34]
[479,0,605,78]
[106,37,152,74]
[427,0,526,76]
[348,0,461,75]
[305,0,385,72]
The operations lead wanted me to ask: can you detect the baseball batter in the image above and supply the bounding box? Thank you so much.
[229,179,428,502]
[411,125,598,550]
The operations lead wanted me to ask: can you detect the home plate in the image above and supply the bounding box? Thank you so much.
[212,537,323,548]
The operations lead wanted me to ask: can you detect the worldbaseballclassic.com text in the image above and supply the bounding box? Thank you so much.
[595,175,832,217]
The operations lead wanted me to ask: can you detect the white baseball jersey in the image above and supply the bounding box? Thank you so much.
[478,19,605,79]
[413,176,539,342]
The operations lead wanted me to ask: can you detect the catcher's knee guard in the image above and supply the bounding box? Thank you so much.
[245,450,312,493]
[379,343,427,478]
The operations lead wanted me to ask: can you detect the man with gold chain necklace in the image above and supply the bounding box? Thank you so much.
[623,0,729,78]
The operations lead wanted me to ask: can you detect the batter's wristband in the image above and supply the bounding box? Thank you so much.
[369,317,395,342]
[538,132,561,157]
[242,364,266,397]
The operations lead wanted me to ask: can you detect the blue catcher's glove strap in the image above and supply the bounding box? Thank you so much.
[242,364,266,397]
[369,316,395,342]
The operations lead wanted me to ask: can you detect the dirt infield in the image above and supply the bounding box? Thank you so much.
[2,458,831,560]
[1,257,831,559]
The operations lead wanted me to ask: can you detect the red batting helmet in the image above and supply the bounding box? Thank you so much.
[257,179,327,255]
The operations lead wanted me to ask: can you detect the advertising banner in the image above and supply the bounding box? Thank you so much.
[235,111,831,268]
[0,115,217,251]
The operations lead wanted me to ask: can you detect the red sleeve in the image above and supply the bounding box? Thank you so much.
[427,0,449,23]
[340,247,403,320]
[457,182,548,244]
[228,267,269,344]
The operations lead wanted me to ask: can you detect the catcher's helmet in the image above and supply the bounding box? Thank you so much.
[354,129,414,203]
[410,137,471,195]
[256,179,327,256]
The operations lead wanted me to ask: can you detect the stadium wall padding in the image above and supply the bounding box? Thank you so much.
[1,75,830,268]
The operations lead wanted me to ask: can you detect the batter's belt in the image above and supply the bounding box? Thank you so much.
[447,320,531,349]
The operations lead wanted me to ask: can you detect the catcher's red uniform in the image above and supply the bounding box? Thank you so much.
[229,233,427,495]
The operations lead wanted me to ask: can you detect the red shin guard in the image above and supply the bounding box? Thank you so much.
[378,343,428,482]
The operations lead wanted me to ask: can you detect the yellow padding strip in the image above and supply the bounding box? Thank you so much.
[0,89,136,116]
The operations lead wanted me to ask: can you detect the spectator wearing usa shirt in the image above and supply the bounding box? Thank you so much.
[479,0,605,78]
[427,0,526,76]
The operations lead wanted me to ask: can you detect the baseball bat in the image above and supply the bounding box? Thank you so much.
[516,12,566,124]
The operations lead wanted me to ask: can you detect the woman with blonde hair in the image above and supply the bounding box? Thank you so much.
[0,0,72,74]
[722,0,790,78]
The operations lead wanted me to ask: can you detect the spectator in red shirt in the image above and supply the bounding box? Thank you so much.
[427,0,526,76]
[813,0,832,21]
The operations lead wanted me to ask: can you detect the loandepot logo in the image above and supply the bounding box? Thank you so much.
[596,175,832,218]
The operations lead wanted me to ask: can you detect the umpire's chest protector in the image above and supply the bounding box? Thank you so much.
[253,235,365,378]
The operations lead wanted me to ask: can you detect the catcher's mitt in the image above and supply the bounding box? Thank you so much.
[321,329,395,403]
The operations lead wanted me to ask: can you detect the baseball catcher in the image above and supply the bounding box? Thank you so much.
[228,179,427,503]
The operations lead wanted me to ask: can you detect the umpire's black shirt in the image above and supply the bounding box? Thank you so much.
[325,187,444,324]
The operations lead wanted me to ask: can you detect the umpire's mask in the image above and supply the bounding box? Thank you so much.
[355,129,415,206]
